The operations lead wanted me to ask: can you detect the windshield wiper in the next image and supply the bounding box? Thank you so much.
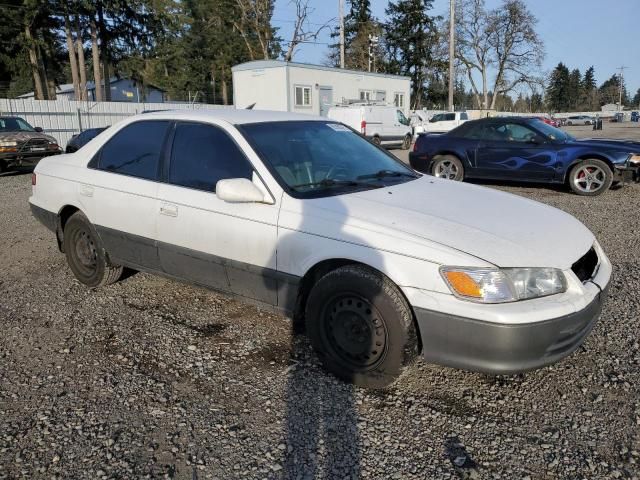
[291,178,379,190]
[357,169,416,180]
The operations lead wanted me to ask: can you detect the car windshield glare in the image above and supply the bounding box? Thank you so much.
[239,121,417,197]
[0,117,35,132]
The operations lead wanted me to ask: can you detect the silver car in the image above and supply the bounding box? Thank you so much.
[566,115,594,126]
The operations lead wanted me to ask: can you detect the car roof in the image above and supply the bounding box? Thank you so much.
[137,109,326,125]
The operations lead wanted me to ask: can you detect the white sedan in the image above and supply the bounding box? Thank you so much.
[29,109,611,388]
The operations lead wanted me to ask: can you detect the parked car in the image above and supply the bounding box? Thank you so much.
[566,115,594,126]
[535,116,560,128]
[65,127,108,153]
[418,111,468,134]
[0,116,61,173]
[610,112,624,123]
[409,117,640,196]
[30,110,611,388]
[327,104,412,149]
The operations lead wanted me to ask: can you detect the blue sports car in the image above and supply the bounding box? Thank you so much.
[409,117,640,196]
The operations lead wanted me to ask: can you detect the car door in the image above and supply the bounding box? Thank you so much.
[475,122,557,181]
[156,121,280,305]
[83,120,171,270]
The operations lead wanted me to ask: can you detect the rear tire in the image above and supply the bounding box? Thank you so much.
[63,211,124,287]
[431,155,464,181]
[568,159,613,196]
[401,134,412,150]
[372,136,381,146]
[0,160,6,174]
[305,265,418,389]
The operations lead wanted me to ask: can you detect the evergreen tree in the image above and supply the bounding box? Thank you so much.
[633,88,640,108]
[546,62,570,112]
[581,66,598,111]
[599,74,629,106]
[327,0,383,71]
[384,0,439,108]
[568,68,582,110]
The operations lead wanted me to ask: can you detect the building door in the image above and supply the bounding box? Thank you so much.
[319,86,333,117]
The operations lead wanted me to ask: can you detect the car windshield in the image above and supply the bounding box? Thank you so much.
[0,117,35,132]
[239,121,418,197]
[531,119,574,142]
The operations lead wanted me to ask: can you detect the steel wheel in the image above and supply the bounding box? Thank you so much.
[321,293,388,370]
[70,227,98,277]
[572,165,606,193]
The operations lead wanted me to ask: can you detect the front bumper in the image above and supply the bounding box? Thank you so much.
[0,150,61,167]
[415,286,607,375]
[614,164,640,183]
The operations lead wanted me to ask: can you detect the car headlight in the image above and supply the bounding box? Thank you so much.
[0,141,17,147]
[629,154,640,165]
[440,266,567,303]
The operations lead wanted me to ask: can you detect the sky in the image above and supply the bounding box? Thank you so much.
[272,0,640,98]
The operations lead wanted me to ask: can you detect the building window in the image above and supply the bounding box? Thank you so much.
[375,90,386,102]
[394,92,405,108]
[295,85,312,107]
[359,90,372,101]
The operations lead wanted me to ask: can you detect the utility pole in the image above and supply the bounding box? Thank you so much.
[339,0,345,68]
[448,0,455,112]
[617,66,628,112]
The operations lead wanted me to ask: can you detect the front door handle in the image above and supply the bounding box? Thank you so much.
[160,203,178,217]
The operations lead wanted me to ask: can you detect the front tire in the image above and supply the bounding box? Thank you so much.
[568,159,613,196]
[63,211,124,287]
[305,265,418,389]
[431,155,464,181]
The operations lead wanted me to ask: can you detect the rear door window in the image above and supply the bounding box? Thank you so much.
[168,122,253,192]
[97,121,170,180]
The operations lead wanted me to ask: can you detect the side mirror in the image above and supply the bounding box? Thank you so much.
[216,178,269,203]
[34,127,43,132]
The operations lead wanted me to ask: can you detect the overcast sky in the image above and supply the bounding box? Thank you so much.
[272,0,640,98]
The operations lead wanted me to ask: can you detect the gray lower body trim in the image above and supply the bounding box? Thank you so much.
[30,203,57,233]
[95,224,301,314]
[415,288,606,374]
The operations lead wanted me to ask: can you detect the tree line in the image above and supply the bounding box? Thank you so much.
[546,63,640,113]
[2,0,635,111]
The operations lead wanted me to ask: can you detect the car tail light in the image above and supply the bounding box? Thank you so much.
[360,120,366,135]
[413,141,418,152]
[31,173,36,186]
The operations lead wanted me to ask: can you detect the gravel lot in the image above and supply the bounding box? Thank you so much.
[1,123,640,479]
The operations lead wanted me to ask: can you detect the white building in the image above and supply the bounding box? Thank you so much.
[232,60,411,117]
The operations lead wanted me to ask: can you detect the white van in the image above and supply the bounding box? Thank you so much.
[327,104,413,150]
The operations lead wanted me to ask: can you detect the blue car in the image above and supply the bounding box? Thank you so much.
[409,117,640,196]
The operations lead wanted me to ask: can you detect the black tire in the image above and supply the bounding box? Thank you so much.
[401,134,412,150]
[305,265,418,389]
[63,211,124,287]
[567,121,573,126]
[431,154,464,181]
[0,160,6,174]
[372,136,381,146]
[568,159,613,196]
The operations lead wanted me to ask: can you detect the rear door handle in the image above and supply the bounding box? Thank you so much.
[160,203,178,217]
[80,184,94,197]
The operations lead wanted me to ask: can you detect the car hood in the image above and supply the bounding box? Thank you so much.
[570,137,640,151]
[289,177,594,269]
[0,131,57,143]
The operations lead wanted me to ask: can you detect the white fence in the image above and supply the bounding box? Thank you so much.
[0,98,233,148]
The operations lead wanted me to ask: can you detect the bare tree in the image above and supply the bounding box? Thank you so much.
[455,0,543,110]
[233,0,276,60]
[90,16,103,101]
[63,9,81,100]
[283,0,333,62]
[76,17,88,100]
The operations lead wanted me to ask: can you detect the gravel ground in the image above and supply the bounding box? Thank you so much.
[1,146,640,478]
